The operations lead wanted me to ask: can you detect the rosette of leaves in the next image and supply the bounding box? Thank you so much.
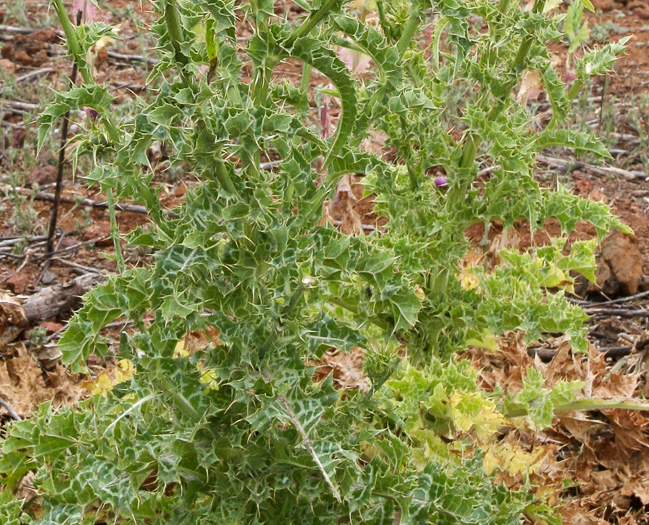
[0,0,630,523]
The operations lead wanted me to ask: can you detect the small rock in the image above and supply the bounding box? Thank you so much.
[41,271,56,285]
[28,165,58,187]
[5,272,30,295]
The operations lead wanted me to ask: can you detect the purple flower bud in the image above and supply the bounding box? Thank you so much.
[434,176,448,187]
[85,107,99,121]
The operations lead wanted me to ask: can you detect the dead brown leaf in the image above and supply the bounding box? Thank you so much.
[311,347,370,392]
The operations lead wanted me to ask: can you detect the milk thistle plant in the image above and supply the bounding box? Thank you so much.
[0,0,633,523]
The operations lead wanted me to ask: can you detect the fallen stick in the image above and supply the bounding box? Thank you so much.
[537,153,646,181]
[0,397,22,421]
[0,273,106,349]
[107,50,159,66]
[0,183,178,218]
[581,290,649,308]
[15,67,54,83]
[587,308,649,318]
[51,256,105,275]
[528,344,635,362]
[2,100,39,111]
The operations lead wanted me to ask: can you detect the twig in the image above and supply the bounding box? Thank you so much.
[587,308,649,318]
[51,256,105,275]
[41,236,109,258]
[332,220,376,232]
[477,164,500,177]
[15,67,54,83]
[0,397,22,421]
[528,344,635,362]
[0,253,31,286]
[106,50,159,66]
[580,290,649,308]
[0,235,47,249]
[0,184,178,218]
[0,24,62,36]
[1,100,39,111]
[608,132,642,146]
[537,153,646,181]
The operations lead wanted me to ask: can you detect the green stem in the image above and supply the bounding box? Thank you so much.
[164,0,190,83]
[215,158,243,200]
[285,0,342,48]
[51,0,120,145]
[106,188,125,272]
[51,0,92,84]
[430,16,448,72]
[300,63,312,95]
[376,1,392,42]
[397,7,421,58]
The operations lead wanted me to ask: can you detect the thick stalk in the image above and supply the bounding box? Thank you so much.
[51,0,120,144]
[285,0,342,48]
[51,0,92,84]
[164,0,188,67]
[397,7,421,58]
[106,188,125,273]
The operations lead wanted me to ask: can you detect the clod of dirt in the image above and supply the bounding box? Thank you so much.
[5,272,30,295]
[634,5,649,18]
[575,231,644,298]
[39,321,63,333]
[0,58,17,75]
[591,0,615,10]
[12,128,25,149]
[28,164,58,187]
[0,28,57,66]
[81,221,113,246]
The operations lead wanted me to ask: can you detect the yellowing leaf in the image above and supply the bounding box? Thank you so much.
[543,0,563,13]
[199,368,220,391]
[466,330,499,352]
[450,392,506,440]
[174,336,191,358]
[83,359,136,396]
[114,359,136,383]
[483,442,550,476]
[459,269,479,291]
